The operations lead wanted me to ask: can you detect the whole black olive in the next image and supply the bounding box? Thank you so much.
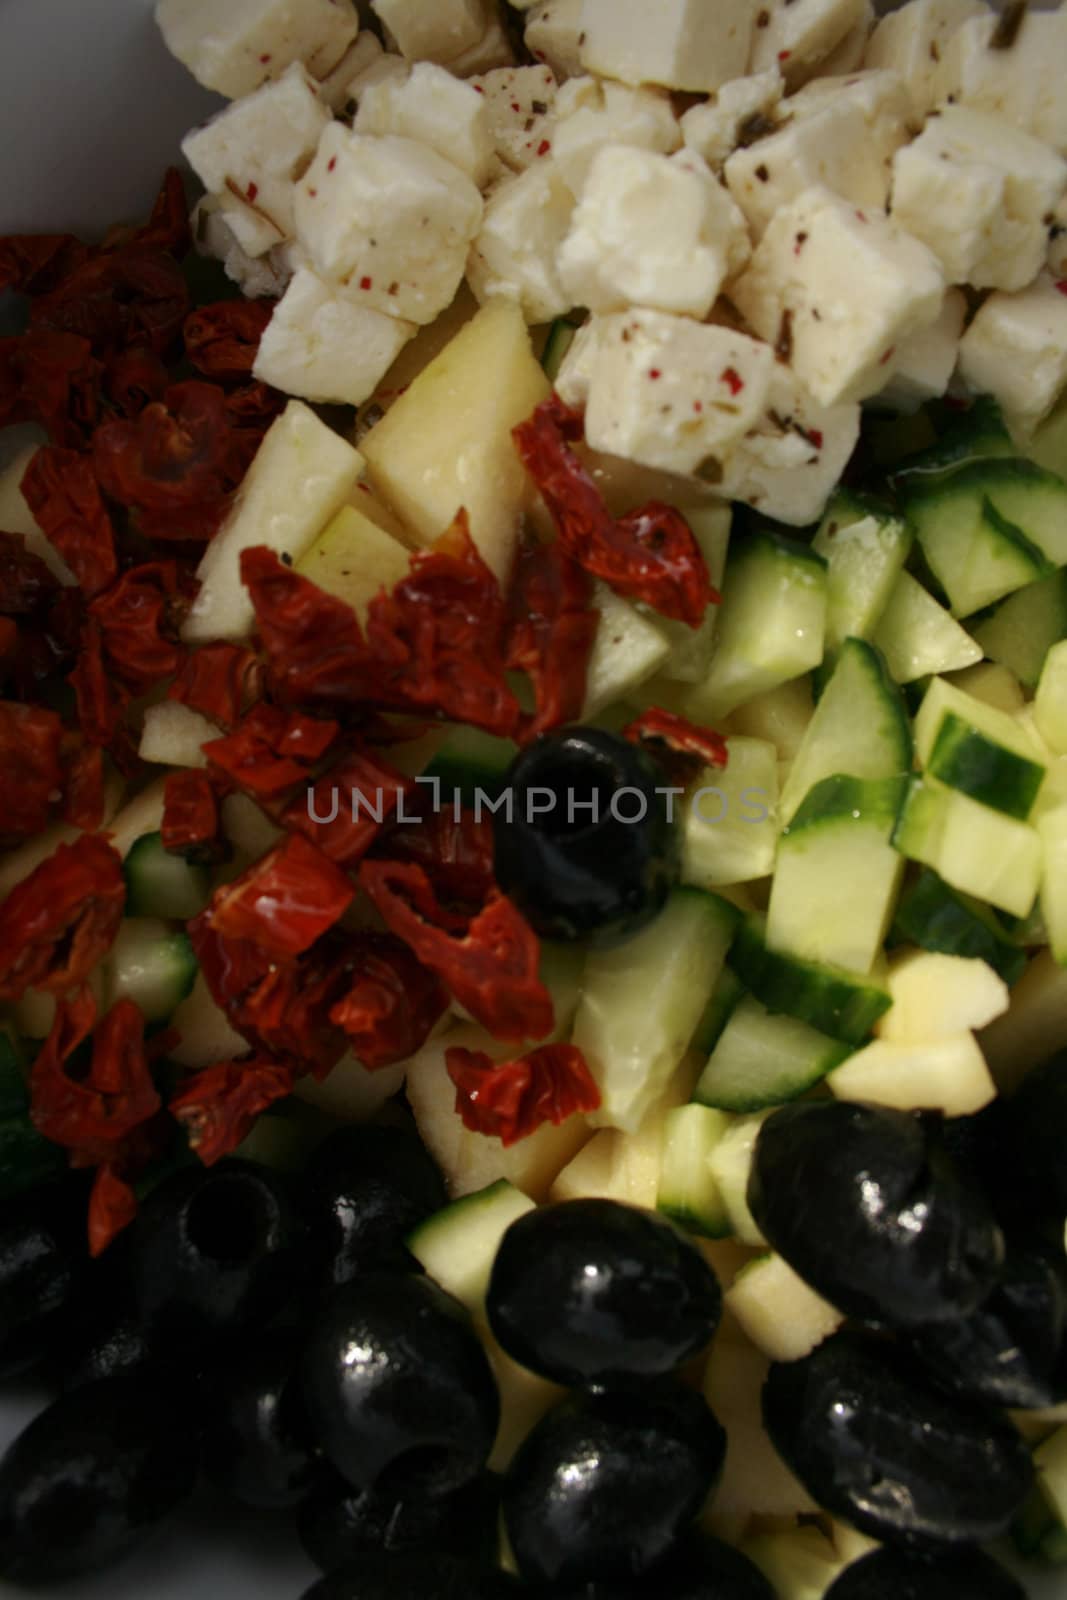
[127,1159,305,1357]
[300,1272,499,1498]
[299,1465,499,1572]
[762,1331,1033,1547]
[822,1545,1025,1600]
[502,1383,726,1588]
[548,1533,775,1599]
[302,1124,446,1287]
[492,727,680,946]
[1001,1052,1067,1223]
[0,1181,85,1378]
[747,1101,1003,1327]
[203,1331,322,1508]
[488,1199,721,1386]
[300,1551,527,1599]
[0,1374,198,1582]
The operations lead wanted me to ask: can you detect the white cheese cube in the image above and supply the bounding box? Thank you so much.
[680,69,784,170]
[787,66,917,152]
[581,309,775,477]
[466,161,574,323]
[444,13,516,76]
[1050,196,1067,280]
[192,195,297,299]
[472,65,560,173]
[815,0,873,78]
[890,106,1067,293]
[933,9,1067,157]
[525,0,584,81]
[725,97,888,241]
[578,0,759,95]
[553,317,600,409]
[156,0,358,99]
[749,0,866,80]
[316,32,388,112]
[732,185,945,407]
[294,126,484,324]
[355,61,495,186]
[370,0,490,64]
[958,274,1067,443]
[874,288,966,414]
[551,77,681,197]
[182,65,330,257]
[559,145,748,319]
[253,266,417,406]
[866,0,985,116]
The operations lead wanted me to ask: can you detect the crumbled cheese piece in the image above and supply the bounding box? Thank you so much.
[890,106,1067,294]
[578,0,760,95]
[472,65,559,174]
[875,288,966,413]
[788,66,918,151]
[253,266,416,405]
[933,8,1067,157]
[1050,195,1067,280]
[958,274,1067,442]
[732,185,945,407]
[525,0,584,81]
[192,196,297,298]
[466,162,574,323]
[355,61,495,185]
[814,0,873,78]
[580,308,775,477]
[866,0,985,115]
[156,0,358,99]
[444,12,516,76]
[749,0,867,81]
[316,32,389,112]
[558,145,749,318]
[294,125,483,325]
[370,0,491,65]
[680,70,784,170]
[554,318,600,409]
[551,77,681,198]
[182,65,329,257]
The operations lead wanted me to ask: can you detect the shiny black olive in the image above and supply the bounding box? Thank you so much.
[1000,1052,1067,1224]
[302,1124,446,1287]
[910,1239,1067,1409]
[300,1551,527,1599]
[300,1272,499,1498]
[822,1545,1025,1600]
[0,1374,198,1582]
[487,1199,721,1386]
[127,1159,306,1357]
[747,1101,1003,1327]
[502,1382,726,1588]
[0,1181,86,1378]
[492,726,680,946]
[547,1533,775,1599]
[762,1331,1033,1547]
[203,1331,322,1508]
[299,1465,499,1572]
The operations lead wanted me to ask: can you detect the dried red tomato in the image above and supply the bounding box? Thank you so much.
[0,700,63,838]
[208,832,356,959]
[622,708,729,783]
[359,859,554,1042]
[184,300,274,380]
[283,747,416,868]
[87,1162,140,1258]
[162,770,223,862]
[0,833,125,1000]
[0,617,16,678]
[104,346,169,417]
[0,531,61,615]
[239,544,373,704]
[21,446,117,597]
[446,1042,600,1145]
[31,248,190,357]
[69,620,122,749]
[203,703,339,799]
[0,232,89,295]
[168,642,261,730]
[30,990,160,1151]
[0,329,101,447]
[168,1056,298,1167]
[188,912,274,1020]
[328,932,448,1068]
[59,736,106,832]
[87,561,192,695]
[225,380,285,428]
[93,379,237,520]
[127,168,192,259]
[506,538,598,741]
[374,805,497,907]
[513,396,717,626]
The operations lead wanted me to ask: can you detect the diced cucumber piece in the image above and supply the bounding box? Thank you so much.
[691,967,745,1056]
[581,581,671,717]
[947,661,1026,714]
[890,395,1014,481]
[872,571,982,684]
[550,1088,683,1211]
[705,1112,769,1247]
[408,1179,536,1316]
[778,638,911,826]
[693,993,850,1113]
[1014,1483,1067,1565]
[730,914,891,1045]
[168,972,251,1069]
[572,888,739,1132]
[926,710,1047,821]
[828,1031,996,1117]
[656,504,732,685]
[1038,806,1067,965]
[865,408,938,468]
[811,496,912,658]
[892,776,1042,919]
[682,532,827,721]
[729,676,814,763]
[123,832,213,920]
[656,1104,732,1239]
[1025,1425,1067,1562]
[972,571,1067,690]
[232,1104,326,1173]
[1036,640,1067,756]
[424,725,519,803]
[100,920,198,1023]
[743,1525,847,1600]
[680,736,779,890]
[914,677,1045,767]
[725,1252,843,1363]
[891,870,1027,986]
[980,950,1067,1092]
[541,316,580,382]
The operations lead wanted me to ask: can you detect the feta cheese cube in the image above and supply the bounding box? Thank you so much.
[355,61,495,186]
[444,13,516,76]
[578,0,760,95]
[554,317,600,408]
[787,66,918,152]
[253,266,416,405]
[958,274,1067,442]
[1049,196,1067,280]
[192,195,296,298]
[732,185,945,407]
[680,69,784,170]
[581,309,775,477]
[316,32,391,112]
[933,9,1067,157]
[525,0,584,82]
[890,106,1067,293]
[466,162,574,323]
[558,145,748,319]
[749,0,867,81]
[815,0,873,78]
[156,0,358,99]
[866,0,985,115]
[182,65,330,257]
[370,0,490,64]
[874,288,966,413]
[552,77,681,197]
[294,125,484,324]
[472,65,559,174]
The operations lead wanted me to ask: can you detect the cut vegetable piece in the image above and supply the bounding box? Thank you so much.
[972,572,1067,690]
[407,1179,536,1316]
[890,395,1015,482]
[1036,640,1067,757]
[294,1055,408,1123]
[655,504,732,685]
[680,736,779,890]
[730,915,891,1045]
[1038,806,1067,966]
[728,675,814,763]
[872,570,982,684]
[893,775,1042,919]
[694,994,850,1113]
[294,504,412,622]
[915,675,1046,768]
[691,967,745,1057]
[138,702,217,769]
[541,317,580,382]
[878,950,1010,1043]
[550,1073,693,1210]
[105,778,169,859]
[99,919,198,1023]
[424,725,519,802]
[168,972,267,1070]
[706,1112,770,1248]
[573,888,739,1133]
[123,832,212,921]
[890,871,1027,986]
[811,497,912,658]
[726,1253,843,1364]
[1020,1426,1067,1564]
[702,1338,818,1525]
[656,1104,732,1239]
[927,712,1047,821]
[486,1333,567,1476]
[743,1526,846,1600]
[980,950,1067,1093]
[778,638,911,826]
[581,581,671,717]
[947,660,1026,715]
[828,1031,997,1117]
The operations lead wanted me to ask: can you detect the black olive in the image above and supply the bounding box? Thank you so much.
[492,727,679,946]
[487,1199,721,1386]
[298,1465,499,1572]
[0,1374,198,1582]
[762,1331,1033,1547]
[300,1551,527,1599]
[300,1272,499,1498]
[1000,1051,1067,1224]
[547,1533,775,1599]
[747,1101,1003,1327]
[822,1544,1025,1600]
[126,1159,306,1358]
[202,1331,322,1508]
[911,1238,1067,1409]
[302,1124,446,1288]
[502,1383,726,1587]
[0,1180,86,1378]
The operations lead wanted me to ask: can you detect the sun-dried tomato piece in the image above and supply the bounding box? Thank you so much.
[87,561,192,696]
[128,168,191,259]
[0,834,125,1000]
[240,544,372,703]
[104,346,170,418]
[622,708,729,784]
[0,531,61,616]
[283,747,416,868]
[0,617,16,679]
[208,832,356,959]
[162,769,224,863]
[203,703,339,800]
[0,701,63,838]
[69,620,122,749]
[31,248,190,357]
[167,643,260,730]
[21,446,117,598]
[328,932,449,1068]
[0,233,89,295]
[188,912,275,1017]
[30,990,160,1151]
[0,329,102,447]
[59,735,106,832]
[513,395,717,626]
[446,1041,600,1146]
[374,805,497,907]
[169,1055,298,1167]
[87,1162,139,1257]
[225,380,286,428]
[184,300,274,380]
[506,538,598,741]
[93,379,238,521]
[359,860,554,1042]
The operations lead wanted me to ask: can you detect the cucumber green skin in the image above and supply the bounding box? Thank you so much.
[784,773,908,836]
[423,756,508,802]
[542,319,579,382]
[694,1049,849,1115]
[123,832,212,921]
[972,571,1067,689]
[691,967,744,1056]
[424,730,519,803]
[657,1200,732,1241]
[890,396,1015,485]
[926,713,1046,821]
[730,917,890,1046]
[891,869,1027,986]
[406,1179,516,1249]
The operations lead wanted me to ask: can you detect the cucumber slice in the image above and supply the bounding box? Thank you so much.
[730,914,891,1045]
[890,394,1014,481]
[872,571,982,684]
[892,776,1042,919]
[581,581,671,717]
[1038,806,1067,966]
[915,675,1047,766]
[743,1525,848,1600]
[725,1252,843,1364]
[828,1031,996,1118]
[1036,641,1067,756]
[693,993,850,1113]
[979,950,1067,1092]
[778,637,911,826]
[573,888,739,1132]
[691,966,745,1056]
[1023,1425,1067,1563]
[915,678,1047,820]
[541,316,580,382]
[948,661,1026,714]
[705,1112,769,1247]
[408,1179,536,1316]
[891,869,1027,986]
[680,736,779,890]
[123,832,212,920]
[656,1104,732,1239]
[768,774,907,974]
[100,919,199,1023]
[972,571,1067,690]
[729,676,814,763]
[811,496,912,658]
[656,504,732,685]
[424,725,519,803]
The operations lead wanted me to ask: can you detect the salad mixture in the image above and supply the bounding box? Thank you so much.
[1,0,1067,1594]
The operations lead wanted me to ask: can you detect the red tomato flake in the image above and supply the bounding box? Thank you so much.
[693,401,703,414]
[855,210,868,223]
[30,990,160,1154]
[283,746,416,867]
[0,232,89,296]
[128,168,192,260]
[880,346,895,366]
[446,1042,600,1145]
[473,83,485,93]
[259,53,272,63]
[328,932,449,1068]
[623,707,728,785]
[327,157,338,172]
[778,49,791,60]
[59,736,106,832]
[88,1164,139,1258]
[203,702,340,799]
[0,834,125,1000]
[537,139,552,156]
[505,538,597,742]
[69,619,123,751]
[21,446,117,597]
[183,300,274,381]
[168,642,261,730]
[246,182,259,203]
[162,769,224,862]
[169,1056,298,1167]
[0,328,102,447]
[511,101,522,111]
[721,367,744,396]
[87,560,191,696]
[208,832,355,959]
[809,428,824,449]
[0,701,63,839]
[31,247,190,359]
[360,276,373,291]
[374,806,496,907]
[648,368,662,380]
